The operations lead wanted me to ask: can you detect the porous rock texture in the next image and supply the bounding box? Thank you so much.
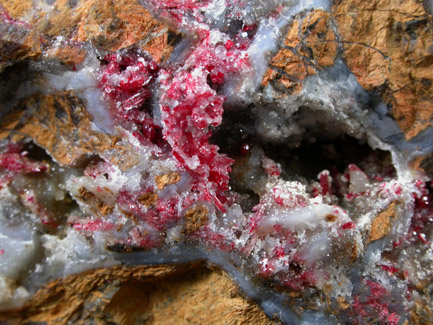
[0,0,433,324]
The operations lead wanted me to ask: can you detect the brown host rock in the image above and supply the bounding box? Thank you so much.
[0,0,177,62]
[0,91,140,170]
[333,0,433,141]
[0,263,273,324]
[0,4,41,72]
[262,10,338,94]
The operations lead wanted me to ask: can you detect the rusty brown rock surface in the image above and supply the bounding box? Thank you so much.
[264,2,433,140]
[0,263,273,325]
[263,1,433,176]
[0,4,41,72]
[0,91,140,170]
[155,172,182,190]
[333,0,433,140]
[0,1,31,19]
[368,202,397,243]
[0,0,177,62]
[184,204,209,234]
[262,10,338,94]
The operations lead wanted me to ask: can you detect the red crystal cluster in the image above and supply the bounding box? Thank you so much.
[159,31,250,210]
[99,50,165,148]
[96,26,251,249]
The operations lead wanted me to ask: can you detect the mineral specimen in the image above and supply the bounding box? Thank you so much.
[0,0,433,323]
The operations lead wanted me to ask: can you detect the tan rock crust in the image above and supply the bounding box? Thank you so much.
[410,293,433,324]
[262,10,338,94]
[44,44,88,67]
[325,214,337,222]
[155,172,181,190]
[0,4,41,72]
[368,202,397,242]
[333,0,433,140]
[0,1,31,19]
[0,0,178,62]
[78,186,96,201]
[0,2,87,69]
[77,187,114,216]
[0,263,273,324]
[336,296,350,310]
[0,90,140,170]
[184,204,209,234]
[409,154,433,179]
[138,192,158,207]
[98,202,114,216]
[350,241,359,261]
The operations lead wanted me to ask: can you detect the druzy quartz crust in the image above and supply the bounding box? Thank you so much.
[0,0,433,323]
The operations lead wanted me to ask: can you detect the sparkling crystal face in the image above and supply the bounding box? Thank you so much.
[0,0,433,323]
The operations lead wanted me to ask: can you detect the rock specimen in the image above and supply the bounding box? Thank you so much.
[0,0,433,324]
